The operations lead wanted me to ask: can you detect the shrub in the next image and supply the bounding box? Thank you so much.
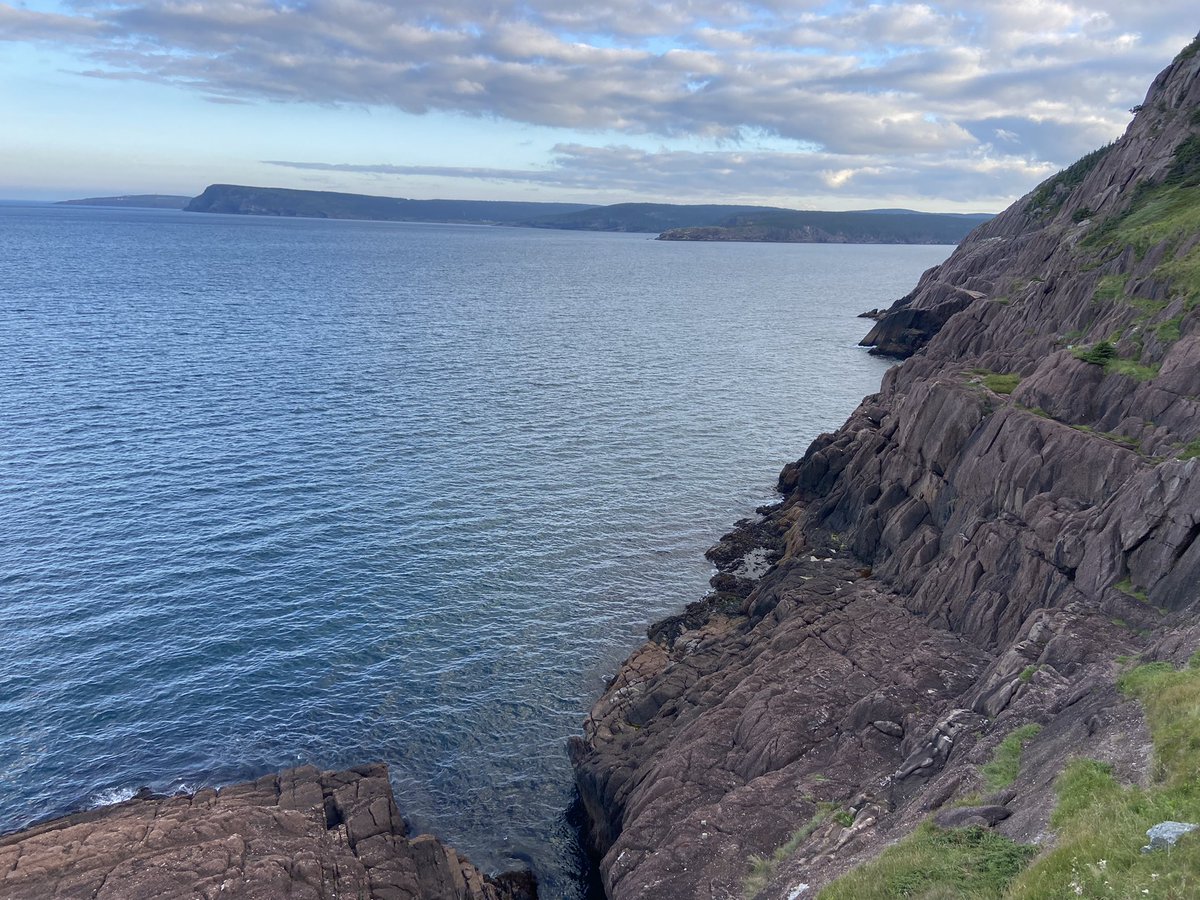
[1073,341,1117,365]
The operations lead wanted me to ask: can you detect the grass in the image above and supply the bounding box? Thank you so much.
[968,368,1023,395]
[818,823,1036,899]
[1157,245,1200,310]
[743,806,832,898]
[983,373,1021,395]
[1093,274,1128,302]
[1019,665,1037,684]
[1031,143,1113,214]
[1179,438,1200,460]
[1156,315,1184,342]
[1071,424,1143,451]
[1005,660,1200,899]
[1070,340,1160,381]
[818,657,1200,898]
[981,724,1043,792]
[1115,578,1150,603]
[1106,358,1161,381]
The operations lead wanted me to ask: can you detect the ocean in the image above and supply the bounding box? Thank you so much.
[0,202,950,896]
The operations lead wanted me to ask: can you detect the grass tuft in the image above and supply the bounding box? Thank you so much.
[818,823,1036,899]
[1115,578,1150,603]
[742,806,832,898]
[981,724,1043,791]
[1093,274,1128,302]
[1007,660,1200,898]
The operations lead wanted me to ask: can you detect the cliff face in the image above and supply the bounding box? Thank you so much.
[0,765,536,900]
[570,39,1200,900]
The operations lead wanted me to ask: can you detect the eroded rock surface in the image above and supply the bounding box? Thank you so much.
[0,764,536,900]
[572,39,1200,900]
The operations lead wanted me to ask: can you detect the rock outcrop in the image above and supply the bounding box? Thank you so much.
[0,764,536,900]
[571,37,1200,900]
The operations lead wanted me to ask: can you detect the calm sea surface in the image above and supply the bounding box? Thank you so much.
[0,203,950,895]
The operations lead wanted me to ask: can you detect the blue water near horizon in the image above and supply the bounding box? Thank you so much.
[0,204,949,895]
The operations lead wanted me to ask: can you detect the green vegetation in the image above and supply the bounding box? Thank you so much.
[1006,661,1200,898]
[1019,665,1037,684]
[1030,143,1113,213]
[818,823,1036,899]
[983,373,1021,395]
[1156,315,1184,341]
[1073,340,1117,365]
[981,724,1043,792]
[1179,438,1200,460]
[1079,135,1200,314]
[1178,33,1200,62]
[833,809,855,828]
[819,655,1200,898]
[1070,340,1159,381]
[743,807,832,898]
[1115,578,1150,603]
[969,368,1022,394]
[657,209,993,243]
[1107,358,1161,381]
[1070,424,1143,451]
[1072,206,1095,222]
[1093,274,1128,302]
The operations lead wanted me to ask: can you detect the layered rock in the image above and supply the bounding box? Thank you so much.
[0,764,536,900]
[571,37,1200,900]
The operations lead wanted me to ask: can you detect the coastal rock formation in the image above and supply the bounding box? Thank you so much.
[571,38,1200,900]
[0,764,536,900]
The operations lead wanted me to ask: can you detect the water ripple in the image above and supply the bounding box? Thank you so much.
[0,205,949,897]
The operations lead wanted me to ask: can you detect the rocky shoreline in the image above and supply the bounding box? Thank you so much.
[569,38,1200,900]
[6,36,1199,900]
[0,764,536,900]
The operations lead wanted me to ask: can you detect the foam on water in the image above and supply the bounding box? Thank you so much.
[87,786,138,809]
[0,204,950,896]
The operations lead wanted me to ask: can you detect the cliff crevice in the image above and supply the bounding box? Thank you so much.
[571,36,1200,900]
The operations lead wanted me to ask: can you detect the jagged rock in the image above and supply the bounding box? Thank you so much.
[0,765,535,900]
[1141,821,1199,852]
[571,37,1200,900]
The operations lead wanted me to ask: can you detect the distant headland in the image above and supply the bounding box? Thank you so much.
[58,184,992,244]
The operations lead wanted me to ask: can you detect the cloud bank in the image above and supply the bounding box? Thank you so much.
[3,0,1196,205]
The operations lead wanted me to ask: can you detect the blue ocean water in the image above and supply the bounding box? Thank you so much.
[0,203,949,895]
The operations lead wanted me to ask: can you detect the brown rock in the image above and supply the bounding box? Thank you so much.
[0,765,535,900]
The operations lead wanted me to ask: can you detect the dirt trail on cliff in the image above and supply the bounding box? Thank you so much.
[571,37,1200,900]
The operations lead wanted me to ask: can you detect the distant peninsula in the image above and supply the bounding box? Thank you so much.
[658,209,993,244]
[57,194,192,210]
[179,184,992,244]
[185,184,594,225]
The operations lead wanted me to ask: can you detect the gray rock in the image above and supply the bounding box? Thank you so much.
[1141,821,1199,853]
[934,805,1013,828]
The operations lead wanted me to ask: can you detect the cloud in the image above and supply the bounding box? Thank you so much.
[264,142,1055,207]
[2,0,1197,205]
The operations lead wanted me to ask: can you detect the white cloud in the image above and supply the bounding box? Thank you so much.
[1,0,1196,206]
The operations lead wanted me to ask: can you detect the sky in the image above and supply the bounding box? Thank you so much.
[1,1,1196,210]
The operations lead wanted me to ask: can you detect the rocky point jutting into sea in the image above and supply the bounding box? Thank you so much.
[569,35,1200,900]
[5,35,1200,900]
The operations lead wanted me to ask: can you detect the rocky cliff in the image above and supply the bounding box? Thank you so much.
[0,764,536,900]
[570,37,1200,900]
